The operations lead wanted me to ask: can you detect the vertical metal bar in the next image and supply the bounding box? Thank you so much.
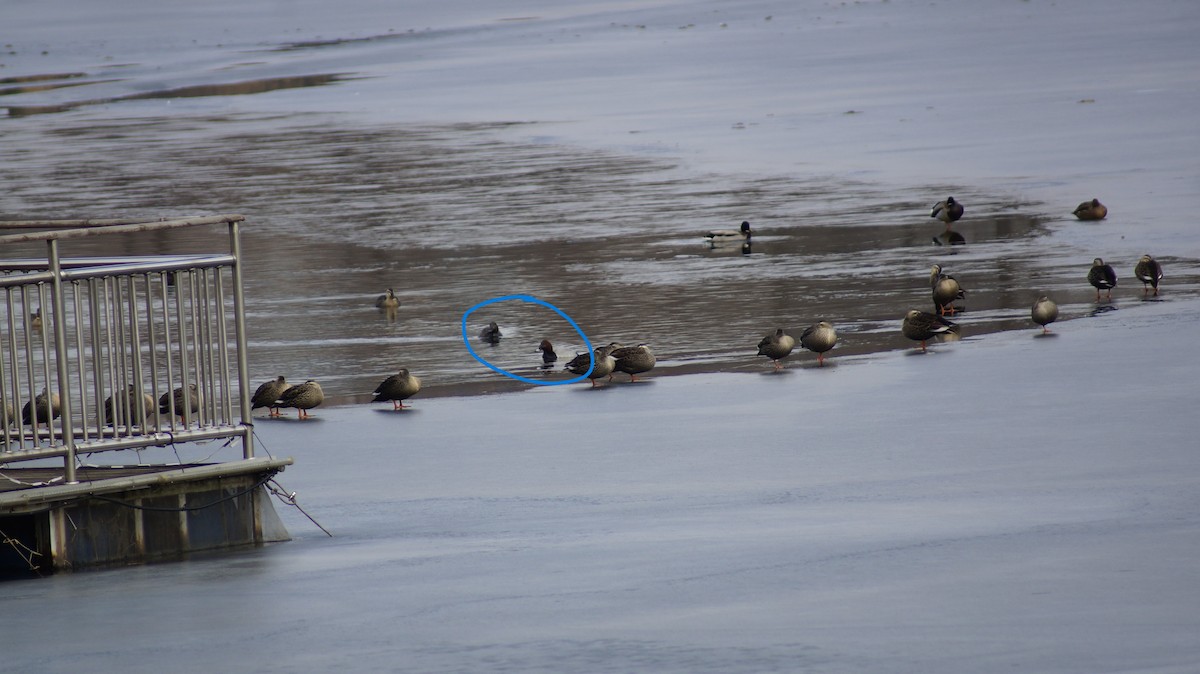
[214,269,233,424]
[228,220,254,459]
[187,271,203,427]
[127,274,147,434]
[146,273,163,432]
[48,240,76,483]
[88,279,108,436]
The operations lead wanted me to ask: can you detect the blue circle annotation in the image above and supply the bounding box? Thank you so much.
[461,294,594,386]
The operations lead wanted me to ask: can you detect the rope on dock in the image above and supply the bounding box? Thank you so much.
[266,479,333,538]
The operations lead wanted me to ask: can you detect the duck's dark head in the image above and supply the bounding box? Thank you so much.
[740,221,752,234]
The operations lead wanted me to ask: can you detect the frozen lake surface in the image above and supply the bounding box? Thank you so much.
[2,0,1199,672]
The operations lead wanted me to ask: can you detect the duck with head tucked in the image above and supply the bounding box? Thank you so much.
[159,383,203,423]
[930,264,965,316]
[902,310,959,352]
[105,384,156,426]
[251,376,289,417]
[610,343,656,382]
[1087,257,1118,300]
[277,380,324,419]
[564,344,617,387]
[479,321,502,345]
[22,388,61,427]
[800,321,838,366]
[704,221,752,246]
[1072,198,1107,221]
[1134,254,1163,295]
[372,369,422,410]
[756,328,795,370]
[1031,296,1059,334]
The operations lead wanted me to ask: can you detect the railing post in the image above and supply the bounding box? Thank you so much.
[227,220,254,459]
[47,239,77,483]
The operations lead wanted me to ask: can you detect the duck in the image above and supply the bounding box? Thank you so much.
[704,221,752,245]
[105,384,156,426]
[479,321,502,345]
[251,376,289,417]
[932,230,966,246]
[2,395,12,428]
[800,321,838,366]
[22,388,61,427]
[276,380,324,419]
[902,309,959,352]
[610,343,656,382]
[374,288,400,310]
[1087,257,1118,300]
[1031,296,1059,334]
[159,383,203,422]
[1072,198,1107,221]
[538,339,558,368]
[564,345,617,387]
[756,328,796,370]
[30,308,43,331]
[930,197,964,228]
[930,264,965,316]
[1134,254,1163,295]
[372,369,422,410]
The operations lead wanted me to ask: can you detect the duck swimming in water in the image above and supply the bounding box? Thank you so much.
[704,221,752,246]
[538,339,558,367]
[479,321,502,344]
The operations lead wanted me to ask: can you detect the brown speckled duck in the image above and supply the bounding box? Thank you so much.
[610,343,656,382]
[1087,257,1117,300]
[375,288,400,310]
[902,310,959,352]
[251,376,289,417]
[564,345,617,387]
[930,264,965,316]
[800,321,838,365]
[1031,296,1059,333]
[22,388,61,427]
[1134,254,1163,295]
[372,369,422,410]
[277,380,324,419]
[756,328,796,370]
[1072,198,1107,221]
[159,384,203,422]
[105,384,156,426]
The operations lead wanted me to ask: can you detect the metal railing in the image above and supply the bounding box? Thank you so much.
[1,216,254,483]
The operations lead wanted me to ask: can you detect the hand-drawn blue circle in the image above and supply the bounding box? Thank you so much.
[461,294,594,386]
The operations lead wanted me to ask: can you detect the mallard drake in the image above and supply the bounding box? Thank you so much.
[159,384,203,422]
[30,308,43,331]
[1072,198,1107,221]
[22,388,61,426]
[276,380,324,419]
[930,264,965,316]
[251,376,289,417]
[902,310,959,352]
[1087,257,1118,300]
[564,345,617,387]
[800,321,838,365]
[704,221,752,245]
[538,339,558,367]
[1134,254,1163,295]
[610,343,656,382]
[1031,296,1059,333]
[375,288,400,310]
[756,328,796,370]
[479,321,502,344]
[105,384,156,426]
[372,369,422,410]
[930,197,964,227]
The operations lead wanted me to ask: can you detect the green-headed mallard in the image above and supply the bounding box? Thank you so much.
[704,220,752,246]
[902,310,959,352]
[1072,198,1107,221]
[375,288,400,310]
[251,376,289,417]
[1031,296,1059,334]
[159,383,203,422]
[756,328,796,370]
[1134,254,1163,295]
[931,197,964,228]
[277,380,323,419]
[564,345,617,387]
[539,339,558,368]
[1088,257,1117,300]
[105,384,156,426]
[22,388,61,427]
[479,321,502,345]
[610,343,656,382]
[930,264,965,316]
[800,321,838,366]
[372,369,422,410]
